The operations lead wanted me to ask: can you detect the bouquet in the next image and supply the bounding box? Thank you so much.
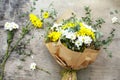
[45,7,115,80]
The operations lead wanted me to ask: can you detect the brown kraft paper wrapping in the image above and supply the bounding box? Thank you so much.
[46,42,99,70]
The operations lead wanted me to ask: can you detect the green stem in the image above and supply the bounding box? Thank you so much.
[11,36,24,52]
[0,66,4,80]
[0,21,31,80]
[37,67,51,75]
[11,21,31,53]
[0,37,24,80]
[0,43,10,80]
[0,34,25,80]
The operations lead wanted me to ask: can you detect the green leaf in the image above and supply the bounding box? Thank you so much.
[7,31,14,44]
[22,27,29,35]
[74,24,80,31]
[20,58,25,61]
[101,28,115,47]
[94,18,105,28]
[30,7,36,12]
[82,6,93,25]
[33,1,36,5]
[114,10,118,14]
[95,30,103,40]
[110,11,114,15]
[104,48,112,58]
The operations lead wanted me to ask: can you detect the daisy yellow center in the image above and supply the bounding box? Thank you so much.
[43,12,49,19]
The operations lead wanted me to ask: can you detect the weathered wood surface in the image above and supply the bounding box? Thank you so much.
[0,0,120,80]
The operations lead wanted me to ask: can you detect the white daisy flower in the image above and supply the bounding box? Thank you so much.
[75,36,83,47]
[111,17,118,23]
[11,22,19,29]
[83,36,92,45]
[83,23,96,32]
[67,33,76,40]
[63,31,76,40]
[4,22,19,31]
[30,62,37,70]
[61,29,69,36]
[51,23,62,31]
[4,22,13,31]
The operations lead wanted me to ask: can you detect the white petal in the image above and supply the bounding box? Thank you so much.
[11,22,19,29]
[4,22,12,30]
[31,55,34,59]
[112,17,118,23]
[83,36,92,45]
[30,62,36,70]
[83,23,96,32]
[75,36,83,47]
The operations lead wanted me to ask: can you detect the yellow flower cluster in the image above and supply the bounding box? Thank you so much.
[43,12,49,19]
[48,32,61,41]
[62,22,76,29]
[77,22,95,40]
[29,14,43,28]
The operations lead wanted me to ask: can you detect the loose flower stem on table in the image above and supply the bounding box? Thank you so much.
[0,21,31,80]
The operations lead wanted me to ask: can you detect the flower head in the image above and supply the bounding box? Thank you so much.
[82,23,96,32]
[43,12,49,19]
[112,17,118,24]
[50,23,62,31]
[4,22,19,31]
[11,22,19,29]
[29,13,43,28]
[62,22,76,30]
[77,22,95,40]
[75,36,92,47]
[82,36,92,45]
[48,31,61,42]
[62,30,76,40]
[30,62,37,70]
[75,36,83,47]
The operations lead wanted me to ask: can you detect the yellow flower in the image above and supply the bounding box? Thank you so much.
[62,22,76,29]
[48,32,61,42]
[29,13,43,28]
[43,12,49,19]
[76,22,95,40]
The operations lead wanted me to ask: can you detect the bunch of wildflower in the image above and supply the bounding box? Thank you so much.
[46,19,96,52]
[4,22,19,31]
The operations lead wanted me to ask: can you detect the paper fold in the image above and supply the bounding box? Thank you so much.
[46,42,99,70]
